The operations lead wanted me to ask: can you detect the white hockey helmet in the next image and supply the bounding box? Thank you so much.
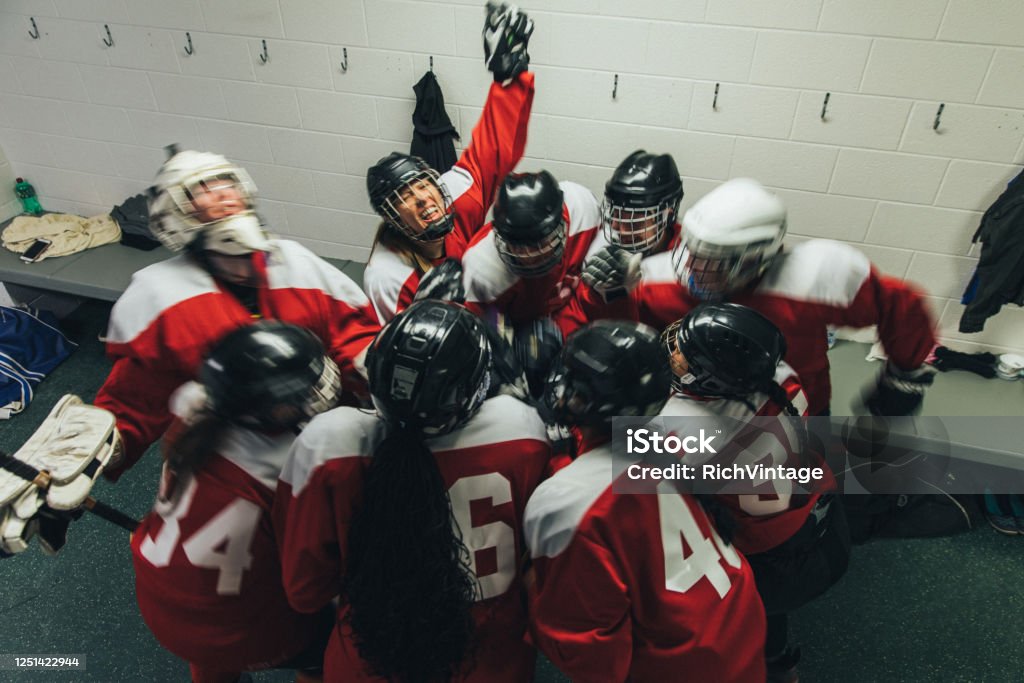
[671,178,786,300]
[148,148,269,255]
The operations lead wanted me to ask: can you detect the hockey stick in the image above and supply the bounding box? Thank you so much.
[0,450,139,532]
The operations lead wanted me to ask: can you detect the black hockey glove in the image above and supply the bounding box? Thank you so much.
[483,2,533,84]
[513,318,563,399]
[863,362,936,416]
[582,245,642,303]
[413,258,466,305]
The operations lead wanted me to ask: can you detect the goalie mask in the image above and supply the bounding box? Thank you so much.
[602,150,683,256]
[148,147,270,256]
[544,321,671,427]
[367,153,454,242]
[492,171,566,278]
[662,303,786,399]
[200,322,341,432]
[671,178,786,300]
[366,300,491,437]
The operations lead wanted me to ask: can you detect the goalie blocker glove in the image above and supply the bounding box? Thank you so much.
[582,244,643,303]
[483,2,534,84]
[863,362,936,416]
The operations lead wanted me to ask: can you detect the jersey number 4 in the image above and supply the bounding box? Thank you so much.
[138,477,261,596]
[658,483,742,599]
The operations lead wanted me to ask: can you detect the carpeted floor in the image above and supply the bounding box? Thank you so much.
[0,300,1021,682]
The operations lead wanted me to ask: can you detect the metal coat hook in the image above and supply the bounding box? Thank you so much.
[28,17,40,40]
[429,56,434,72]
[713,83,720,110]
[933,103,945,131]
[821,92,830,120]
[102,24,113,47]
[259,39,268,64]
[612,74,619,100]
[184,32,193,56]
[339,47,348,73]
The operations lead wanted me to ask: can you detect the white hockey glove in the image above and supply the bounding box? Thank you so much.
[862,362,936,416]
[483,2,533,85]
[582,245,643,303]
[0,395,120,556]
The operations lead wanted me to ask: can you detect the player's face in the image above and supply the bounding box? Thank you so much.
[393,178,447,235]
[205,252,260,287]
[668,344,690,380]
[610,209,662,250]
[188,177,248,222]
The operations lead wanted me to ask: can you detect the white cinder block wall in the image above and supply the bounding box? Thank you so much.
[0,0,1022,354]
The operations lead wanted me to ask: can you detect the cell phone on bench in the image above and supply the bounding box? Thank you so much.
[20,238,52,263]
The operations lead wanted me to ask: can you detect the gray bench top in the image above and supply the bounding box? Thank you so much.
[0,217,365,301]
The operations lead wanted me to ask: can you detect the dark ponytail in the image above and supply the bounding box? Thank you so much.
[343,428,477,682]
[765,381,811,467]
[161,409,231,476]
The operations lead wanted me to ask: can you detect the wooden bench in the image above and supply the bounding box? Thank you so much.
[0,218,366,302]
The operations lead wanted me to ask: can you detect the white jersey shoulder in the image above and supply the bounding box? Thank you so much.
[441,164,474,205]
[560,181,600,238]
[428,394,549,452]
[107,253,218,345]
[524,444,617,559]
[267,239,370,308]
[757,239,871,306]
[280,407,384,496]
[639,250,677,286]
[364,241,416,322]
[463,228,518,304]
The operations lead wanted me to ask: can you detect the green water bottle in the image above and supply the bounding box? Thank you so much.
[14,177,43,215]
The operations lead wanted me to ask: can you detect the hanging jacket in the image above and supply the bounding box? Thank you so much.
[410,71,460,173]
[959,168,1024,333]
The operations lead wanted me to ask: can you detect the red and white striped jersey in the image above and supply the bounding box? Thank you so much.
[524,437,767,683]
[556,239,937,415]
[462,181,604,325]
[131,385,323,672]
[363,72,536,323]
[275,395,551,682]
[95,239,380,480]
[657,363,836,555]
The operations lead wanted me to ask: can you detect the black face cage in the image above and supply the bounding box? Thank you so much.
[493,222,566,277]
[379,168,453,241]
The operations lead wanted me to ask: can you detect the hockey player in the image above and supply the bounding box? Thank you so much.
[131,322,341,683]
[276,300,551,682]
[524,320,767,683]
[600,149,684,257]
[94,148,380,481]
[573,177,938,416]
[657,304,850,683]
[363,3,536,322]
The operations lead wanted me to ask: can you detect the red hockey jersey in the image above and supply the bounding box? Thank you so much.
[558,239,937,415]
[657,363,836,555]
[363,71,536,322]
[132,400,323,671]
[275,395,551,682]
[463,181,604,324]
[95,239,380,480]
[524,438,767,683]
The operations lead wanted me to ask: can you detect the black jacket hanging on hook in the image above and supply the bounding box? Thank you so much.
[959,167,1024,333]
[410,71,460,173]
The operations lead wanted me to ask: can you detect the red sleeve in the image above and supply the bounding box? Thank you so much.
[826,268,937,371]
[275,456,365,615]
[451,71,536,242]
[529,535,633,683]
[553,281,637,338]
[95,356,186,481]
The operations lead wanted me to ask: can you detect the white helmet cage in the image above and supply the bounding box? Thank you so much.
[379,167,454,242]
[148,150,269,255]
[600,197,680,256]
[672,178,786,300]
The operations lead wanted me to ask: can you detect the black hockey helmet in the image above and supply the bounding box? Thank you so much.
[366,152,453,241]
[662,303,786,398]
[366,300,491,436]
[200,321,341,431]
[544,320,671,426]
[602,150,683,255]
[492,171,566,277]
